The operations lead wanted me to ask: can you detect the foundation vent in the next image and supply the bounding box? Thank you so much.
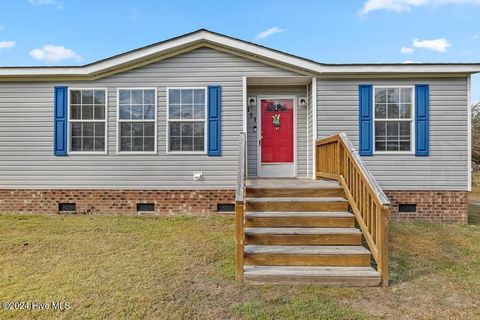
[217,203,235,213]
[399,204,417,213]
[137,203,155,213]
[58,203,76,213]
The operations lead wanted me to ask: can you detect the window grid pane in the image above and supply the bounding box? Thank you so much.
[118,89,156,120]
[70,89,106,120]
[375,88,412,120]
[375,121,411,152]
[71,122,105,152]
[119,121,155,152]
[168,88,206,152]
[69,89,106,152]
[169,89,205,121]
[169,121,204,152]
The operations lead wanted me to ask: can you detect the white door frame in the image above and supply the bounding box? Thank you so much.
[256,95,297,178]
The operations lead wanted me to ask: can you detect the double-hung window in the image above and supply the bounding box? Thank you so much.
[167,88,206,153]
[374,87,414,153]
[69,89,107,153]
[118,88,157,153]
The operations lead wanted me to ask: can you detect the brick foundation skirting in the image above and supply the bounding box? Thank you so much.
[0,189,468,223]
[0,189,235,215]
[384,190,468,224]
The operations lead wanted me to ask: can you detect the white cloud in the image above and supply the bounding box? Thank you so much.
[400,46,414,54]
[473,34,479,40]
[0,41,15,49]
[403,60,422,63]
[30,45,82,62]
[413,38,451,52]
[360,0,480,15]
[29,0,63,9]
[255,27,285,41]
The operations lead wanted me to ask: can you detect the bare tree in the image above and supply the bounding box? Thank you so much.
[472,102,480,165]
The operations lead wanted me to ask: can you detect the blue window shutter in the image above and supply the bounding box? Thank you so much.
[207,85,221,156]
[54,86,68,156]
[359,85,373,156]
[415,84,429,156]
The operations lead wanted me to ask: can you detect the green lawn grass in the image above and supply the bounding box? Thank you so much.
[1,214,480,319]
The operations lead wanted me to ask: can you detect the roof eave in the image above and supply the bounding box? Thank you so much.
[0,29,479,79]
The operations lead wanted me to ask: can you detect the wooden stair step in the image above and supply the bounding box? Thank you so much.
[245,211,355,227]
[245,227,361,235]
[246,187,344,198]
[244,266,381,286]
[244,245,371,267]
[246,197,348,212]
[245,227,362,245]
[245,245,370,255]
[246,197,348,203]
[245,211,354,218]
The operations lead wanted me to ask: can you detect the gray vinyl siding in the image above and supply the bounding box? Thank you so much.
[0,47,301,190]
[246,85,308,178]
[317,77,469,191]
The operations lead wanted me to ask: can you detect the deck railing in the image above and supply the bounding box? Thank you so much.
[235,132,247,282]
[316,133,391,286]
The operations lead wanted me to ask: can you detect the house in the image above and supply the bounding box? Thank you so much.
[0,29,478,286]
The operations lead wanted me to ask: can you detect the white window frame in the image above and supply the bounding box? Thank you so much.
[116,87,158,155]
[166,87,208,155]
[373,85,415,155]
[67,87,108,155]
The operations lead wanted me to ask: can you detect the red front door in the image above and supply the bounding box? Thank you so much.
[260,98,294,163]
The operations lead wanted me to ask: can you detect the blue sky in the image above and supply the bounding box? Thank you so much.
[0,0,479,102]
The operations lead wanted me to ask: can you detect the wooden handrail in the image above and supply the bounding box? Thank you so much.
[316,133,390,286]
[235,132,247,282]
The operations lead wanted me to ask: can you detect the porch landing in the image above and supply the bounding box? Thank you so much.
[246,178,340,189]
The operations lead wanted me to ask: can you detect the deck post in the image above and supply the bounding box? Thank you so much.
[235,201,245,282]
[338,138,344,177]
[235,132,246,282]
[379,207,389,287]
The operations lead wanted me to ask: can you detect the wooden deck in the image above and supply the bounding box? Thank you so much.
[246,178,340,189]
[235,133,390,287]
